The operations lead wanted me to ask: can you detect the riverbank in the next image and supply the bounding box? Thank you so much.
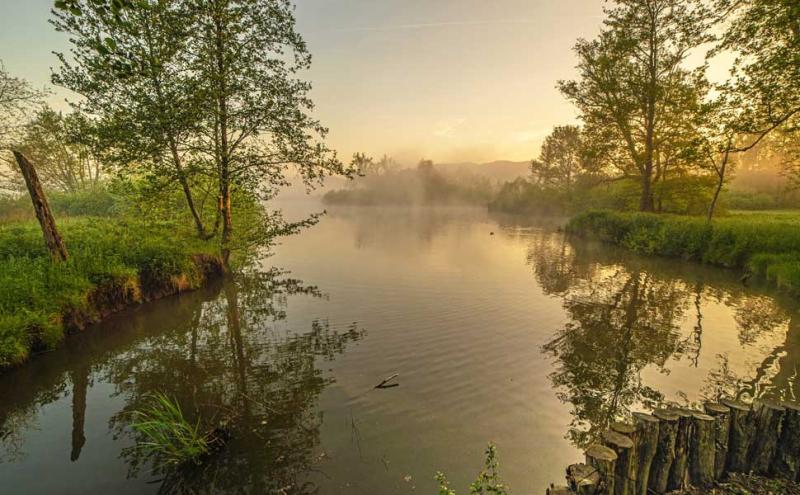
[567,210,800,293]
[0,217,223,369]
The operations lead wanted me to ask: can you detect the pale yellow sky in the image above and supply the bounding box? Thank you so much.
[1,0,606,164]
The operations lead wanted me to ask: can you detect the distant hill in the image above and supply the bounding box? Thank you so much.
[437,160,530,183]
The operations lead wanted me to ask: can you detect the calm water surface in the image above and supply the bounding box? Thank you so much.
[1,203,798,494]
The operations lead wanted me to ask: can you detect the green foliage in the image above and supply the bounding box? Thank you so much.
[568,210,800,292]
[130,392,210,466]
[435,444,509,495]
[0,216,217,368]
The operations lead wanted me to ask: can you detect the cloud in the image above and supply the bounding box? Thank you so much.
[433,117,466,139]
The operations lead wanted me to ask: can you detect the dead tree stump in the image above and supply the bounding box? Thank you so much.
[586,444,618,495]
[772,402,800,480]
[632,412,659,495]
[667,408,693,491]
[603,430,635,495]
[649,409,679,494]
[567,463,599,495]
[13,151,68,261]
[704,402,730,480]
[748,400,785,475]
[720,399,753,473]
[689,412,716,488]
[546,485,575,495]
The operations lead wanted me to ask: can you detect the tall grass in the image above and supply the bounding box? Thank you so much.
[130,393,210,466]
[0,217,218,367]
[568,210,800,292]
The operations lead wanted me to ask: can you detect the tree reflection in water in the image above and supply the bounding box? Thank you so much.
[532,233,798,449]
[0,269,364,494]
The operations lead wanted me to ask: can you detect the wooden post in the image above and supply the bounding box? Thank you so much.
[689,412,716,488]
[567,463,599,495]
[632,412,659,495]
[704,402,730,480]
[603,430,635,495]
[649,409,679,494]
[12,151,68,261]
[772,402,800,480]
[546,485,575,495]
[720,399,752,473]
[586,444,618,495]
[748,400,785,475]
[667,408,693,491]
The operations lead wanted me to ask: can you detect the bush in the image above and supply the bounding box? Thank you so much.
[568,210,800,292]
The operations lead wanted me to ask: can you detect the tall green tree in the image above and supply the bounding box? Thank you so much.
[559,0,711,211]
[188,0,347,264]
[52,0,213,238]
[530,125,597,197]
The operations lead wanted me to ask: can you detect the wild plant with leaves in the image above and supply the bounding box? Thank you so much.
[436,444,510,495]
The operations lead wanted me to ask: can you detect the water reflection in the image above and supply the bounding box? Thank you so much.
[0,270,363,494]
[535,234,799,448]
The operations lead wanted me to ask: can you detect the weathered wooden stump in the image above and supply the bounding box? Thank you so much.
[689,412,716,488]
[586,443,618,495]
[649,409,679,494]
[667,408,693,491]
[720,399,753,473]
[567,463,600,495]
[546,484,575,495]
[632,412,659,495]
[603,430,635,495]
[772,401,800,480]
[748,400,785,475]
[704,402,730,480]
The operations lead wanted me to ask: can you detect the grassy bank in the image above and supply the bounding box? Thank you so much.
[568,210,800,292]
[0,217,222,368]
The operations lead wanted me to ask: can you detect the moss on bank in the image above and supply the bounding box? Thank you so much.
[0,217,222,369]
[568,210,800,293]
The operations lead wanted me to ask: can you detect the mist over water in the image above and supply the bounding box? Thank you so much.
[0,202,797,494]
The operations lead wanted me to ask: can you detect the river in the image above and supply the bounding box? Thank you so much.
[0,203,797,494]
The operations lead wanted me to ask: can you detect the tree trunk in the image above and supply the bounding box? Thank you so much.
[721,399,753,473]
[667,408,693,491]
[706,171,724,223]
[649,409,679,494]
[169,141,209,239]
[704,402,730,480]
[603,430,635,495]
[639,173,654,212]
[772,402,800,480]
[567,463,599,495]
[748,400,785,475]
[633,412,660,495]
[13,151,69,261]
[586,444,618,495]
[689,412,715,489]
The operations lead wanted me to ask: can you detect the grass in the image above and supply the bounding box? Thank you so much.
[568,210,800,292]
[130,392,210,466]
[0,216,219,368]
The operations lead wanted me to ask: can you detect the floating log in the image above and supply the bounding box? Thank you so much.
[667,408,693,491]
[649,409,679,494]
[586,443,618,495]
[567,463,599,495]
[602,430,635,495]
[704,402,730,480]
[689,412,716,488]
[748,400,785,475]
[772,401,800,480]
[721,399,753,473]
[632,412,659,495]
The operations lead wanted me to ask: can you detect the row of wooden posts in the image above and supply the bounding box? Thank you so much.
[546,399,800,494]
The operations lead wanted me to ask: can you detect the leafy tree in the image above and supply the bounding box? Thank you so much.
[52,0,213,238]
[559,0,711,212]
[14,107,104,193]
[187,0,348,264]
[530,125,598,197]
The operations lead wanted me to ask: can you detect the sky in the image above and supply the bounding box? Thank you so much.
[0,0,605,164]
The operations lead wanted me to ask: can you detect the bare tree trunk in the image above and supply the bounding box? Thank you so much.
[13,151,69,261]
[168,141,210,239]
